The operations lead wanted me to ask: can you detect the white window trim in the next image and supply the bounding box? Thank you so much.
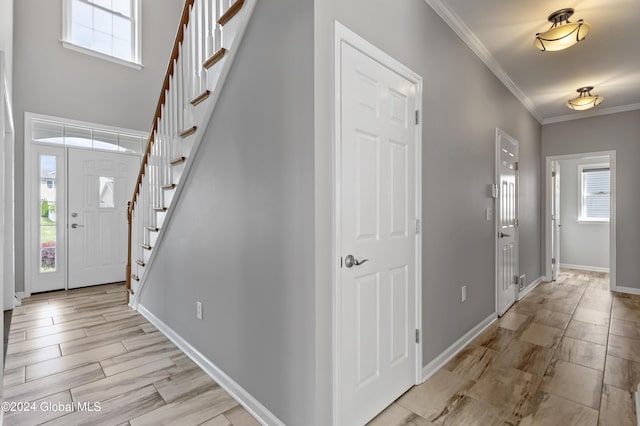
[578,163,610,223]
[61,0,143,70]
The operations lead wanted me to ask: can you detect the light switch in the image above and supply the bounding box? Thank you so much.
[486,207,492,221]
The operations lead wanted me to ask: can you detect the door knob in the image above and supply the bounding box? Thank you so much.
[71,223,84,229]
[344,254,369,268]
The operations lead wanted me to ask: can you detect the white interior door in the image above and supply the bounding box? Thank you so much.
[551,161,561,280]
[339,41,419,425]
[496,130,519,316]
[68,148,139,288]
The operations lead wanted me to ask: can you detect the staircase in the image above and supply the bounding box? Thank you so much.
[126,0,256,306]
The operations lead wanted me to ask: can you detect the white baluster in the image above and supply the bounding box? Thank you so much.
[205,0,214,59]
[162,99,168,187]
[214,0,222,52]
[176,49,183,140]
[183,24,192,127]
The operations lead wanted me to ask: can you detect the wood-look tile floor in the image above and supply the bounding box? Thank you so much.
[3,283,259,426]
[370,269,638,426]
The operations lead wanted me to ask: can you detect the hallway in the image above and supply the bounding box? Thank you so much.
[370,269,637,425]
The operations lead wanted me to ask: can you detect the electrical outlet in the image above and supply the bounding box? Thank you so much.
[196,301,203,320]
[486,207,492,221]
[461,286,467,302]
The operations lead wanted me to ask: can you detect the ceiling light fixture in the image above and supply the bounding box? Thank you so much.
[534,8,591,52]
[566,87,604,111]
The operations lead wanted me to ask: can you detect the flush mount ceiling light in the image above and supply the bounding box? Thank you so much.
[534,8,591,51]
[566,87,604,110]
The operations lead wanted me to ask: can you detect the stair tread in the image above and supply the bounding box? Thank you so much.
[203,48,226,69]
[135,259,145,267]
[145,226,160,232]
[191,90,211,106]
[161,184,176,190]
[179,126,197,138]
[141,244,152,250]
[170,156,186,165]
[218,0,244,26]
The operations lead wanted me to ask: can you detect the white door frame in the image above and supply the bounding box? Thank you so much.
[332,22,423,425]
[1,52,15,309]
[544,151,616,290]
[24,112,145,296]
[495,129,519,316]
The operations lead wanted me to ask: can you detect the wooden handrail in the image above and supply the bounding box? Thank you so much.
[126,0,195,294]
[130,0,195,213]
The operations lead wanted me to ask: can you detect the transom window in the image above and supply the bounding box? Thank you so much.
[579,165,610,222]
[62,0,141,68]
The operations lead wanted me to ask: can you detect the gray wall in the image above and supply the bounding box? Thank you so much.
[13,0,181,292]
[139,0,315,424]
[0,0,13,95]
[315,1,542,422]
[315,0,542,424]
[542,110,640,288]
[558,157,609,270]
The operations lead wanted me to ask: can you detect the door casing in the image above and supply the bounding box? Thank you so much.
[23,112,144,296]
[332,22,423,425]
[544,151,616,289]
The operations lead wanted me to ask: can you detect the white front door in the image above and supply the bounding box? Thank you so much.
[551,161,561,281]
[339,41,419,425]
[68,148,139,288]
[496,130,519,315]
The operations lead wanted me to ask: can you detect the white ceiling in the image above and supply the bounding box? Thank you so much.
[426,0,640,123]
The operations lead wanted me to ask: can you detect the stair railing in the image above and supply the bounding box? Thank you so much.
[126,0,246,295]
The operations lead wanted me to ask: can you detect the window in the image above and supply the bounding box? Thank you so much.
[62,0,141,68]
[579,165,610,222]
[32,118,145,155]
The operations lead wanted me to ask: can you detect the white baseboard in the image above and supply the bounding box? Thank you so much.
[613,286,640,296]
[421,312,496,382]
[636,384,640,426]
[560,263,610,273]
[137,304,284,426]
[518,276,544,301]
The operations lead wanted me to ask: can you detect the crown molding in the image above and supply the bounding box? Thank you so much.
[424,0,543,124]
[543,103,640,125]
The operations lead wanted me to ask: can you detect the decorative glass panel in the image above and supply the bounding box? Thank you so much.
[99,176,115,208]
[40,155,57,272]
[119,134,143,154]
[33,120,64,144]
[93,130,119,151]
[64,125,93,148]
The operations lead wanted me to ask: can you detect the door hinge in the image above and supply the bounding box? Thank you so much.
[415,110,419,125]
[514,162,519,171]
[551,171,556,178]
[415,219,421,234]
[340,256,343,268]
[415,329,420,344]
[513,218,519,228]
[514,275,519,285]
[551,258,556,265]
[491,184,498,199]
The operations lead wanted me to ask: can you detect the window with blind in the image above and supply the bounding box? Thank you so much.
[62,0,141,67]
[579,165,610,221]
